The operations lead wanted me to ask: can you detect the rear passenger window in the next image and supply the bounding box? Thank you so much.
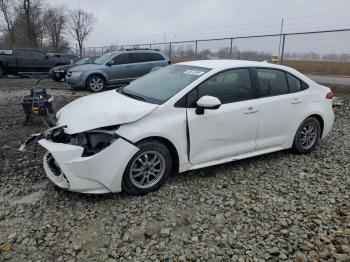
[256,69,288,97]
[148,53,164,61]
[130,53,149,63]
[30,50,46,59]
[287,73,302,93]
[198,69,253,104]
[112,54,130,65]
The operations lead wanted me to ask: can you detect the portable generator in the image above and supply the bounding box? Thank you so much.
[21,79,55,126]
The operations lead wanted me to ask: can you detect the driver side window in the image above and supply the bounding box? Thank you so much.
[112,54,130,65]
[197,69,253,104]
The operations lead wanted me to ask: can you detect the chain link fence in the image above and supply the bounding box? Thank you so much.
[83,28,350,76]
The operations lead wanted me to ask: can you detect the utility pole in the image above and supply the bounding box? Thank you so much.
[278,18,284,59]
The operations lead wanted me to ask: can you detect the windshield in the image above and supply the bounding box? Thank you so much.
[122,65,210,104]
[74,58,90,65]
[94,53,113,65]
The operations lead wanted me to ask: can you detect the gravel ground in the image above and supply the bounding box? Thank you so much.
[0,78,349,261]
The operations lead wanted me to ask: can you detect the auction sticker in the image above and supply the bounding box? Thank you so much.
[183,70,205,76]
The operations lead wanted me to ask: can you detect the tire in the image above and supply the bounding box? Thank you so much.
[0,66,4,78]
[122,140,172,195]
[86,75,105,92]
[292,117,321,154]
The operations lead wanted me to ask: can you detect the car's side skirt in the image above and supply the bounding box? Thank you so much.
[186,146,285,171]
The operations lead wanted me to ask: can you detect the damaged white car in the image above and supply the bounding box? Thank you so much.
[20,60,334,195]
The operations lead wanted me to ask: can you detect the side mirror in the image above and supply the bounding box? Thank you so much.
[106,60,114,67]
[195,95,221,115]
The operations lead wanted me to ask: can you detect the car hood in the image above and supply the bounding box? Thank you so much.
[68,63,104,72]
[56,90,158,134]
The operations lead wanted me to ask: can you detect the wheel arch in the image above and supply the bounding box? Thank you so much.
[136,136,179,173]
[86,72,108,88]
[305,114,324,137]
[87,71,108,82]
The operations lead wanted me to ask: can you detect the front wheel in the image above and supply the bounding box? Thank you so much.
[293,117,321,154]
[86,75,105,92]
[122,141,172,195]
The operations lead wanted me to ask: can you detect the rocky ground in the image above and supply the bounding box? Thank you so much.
[0,77,349,261]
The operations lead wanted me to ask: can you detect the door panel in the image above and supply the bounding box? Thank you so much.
[30,50,49,72]
[187,101,259,164]
[255,93,306,149]
[106,54,134,83]
[186,68,259,165]
[254,68,307,149]
[15,50,33,72]
[130,53,152,77]
[107,64,134,83]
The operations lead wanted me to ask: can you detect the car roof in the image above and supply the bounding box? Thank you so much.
[108,50,162,55]
[179,59,291,71]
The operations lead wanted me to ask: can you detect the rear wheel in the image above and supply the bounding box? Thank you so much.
[122,141,172,195]
[86,75,105,92]
[293,117,321,154]
[0,66,4,77]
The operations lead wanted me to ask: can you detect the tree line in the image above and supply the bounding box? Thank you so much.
[0,0,96,56]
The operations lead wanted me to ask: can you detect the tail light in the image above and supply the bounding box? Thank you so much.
[326,91,333,100]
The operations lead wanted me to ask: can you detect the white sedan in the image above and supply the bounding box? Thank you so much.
[20,60,334,195]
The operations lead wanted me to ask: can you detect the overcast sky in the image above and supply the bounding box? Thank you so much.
[52,0,350,47]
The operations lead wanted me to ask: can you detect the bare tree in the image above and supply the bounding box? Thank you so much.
[19,0,46,47]
[0,0,17,46]
[22,0,37,46]
[68,8,96,56]
[44,7,66,51]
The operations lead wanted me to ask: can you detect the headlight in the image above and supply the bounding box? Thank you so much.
[71,71,82,77]
[70,131,118,156]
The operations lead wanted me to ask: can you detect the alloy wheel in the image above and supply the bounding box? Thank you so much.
[89,77,104,91]
[299,122,318,150]
[129,151,166,189]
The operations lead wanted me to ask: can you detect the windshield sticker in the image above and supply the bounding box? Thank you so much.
[183,70,205,76]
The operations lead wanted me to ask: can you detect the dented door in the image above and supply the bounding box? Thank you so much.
[187,100,259,165]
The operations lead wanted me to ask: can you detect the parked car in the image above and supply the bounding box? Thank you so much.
[66,49,170,92]
[0,48,73,77]
[47,53,78,64]
[20,60,334,195]
[49,57,96,81]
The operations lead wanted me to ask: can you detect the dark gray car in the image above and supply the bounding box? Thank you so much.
[66,49,170,92]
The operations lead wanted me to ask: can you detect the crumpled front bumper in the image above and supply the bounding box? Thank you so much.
[39,138,139,194]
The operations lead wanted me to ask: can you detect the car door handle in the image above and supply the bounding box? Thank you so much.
[244,107,258,114]
[291,98,302,104]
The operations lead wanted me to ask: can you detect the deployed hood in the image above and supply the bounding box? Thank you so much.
[56,90,158,134]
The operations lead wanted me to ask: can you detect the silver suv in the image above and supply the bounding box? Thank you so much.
[66,49,170,92]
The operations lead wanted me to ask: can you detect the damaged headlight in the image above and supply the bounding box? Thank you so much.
[70,130,118,156]
[47,125,120,157]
